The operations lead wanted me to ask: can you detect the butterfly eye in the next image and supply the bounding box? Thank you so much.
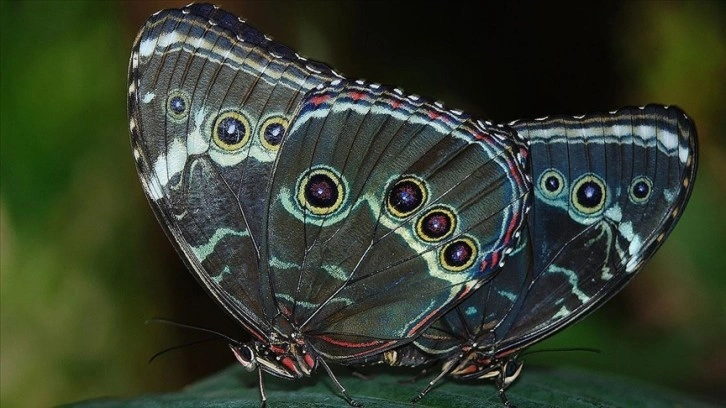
[571,174,607,215]
[629,176,653,204]
[387,176,428,218]
[213,111,251,151]
[538,169,565,198]
[501,360,524,387]
[296,167,346,216]
[166,90,190,120]
[259,115,289,151]
[416,206,457,242]
[439,236,478,272]
[229,344,257,372]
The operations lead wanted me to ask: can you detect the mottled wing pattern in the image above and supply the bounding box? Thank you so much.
[261,80,530,361]
[128,4,341,338]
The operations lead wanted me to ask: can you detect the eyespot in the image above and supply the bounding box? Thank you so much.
[416,206,457,242]
[259,115,289,151]
[538,169,565,198]
[439,236,478,272]
[629,176,653,204]
[387,176,428,218]
[296,166,346,216]
[166,90,190,120]
[571,174,607,215]
[212,111,251,151]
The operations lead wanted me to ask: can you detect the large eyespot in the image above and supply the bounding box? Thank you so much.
[213,111,251,151]
[571,174,607,215]
[439,236,478,272]
[416,206,457,242]
[259,115,288,151]
[538,169,565,199]
[629,176,653,204]
[166,90,190,120]
[296,166,346,216]
[387,176,428,218]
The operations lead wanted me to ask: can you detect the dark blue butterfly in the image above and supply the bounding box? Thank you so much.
[128,3,530,405]
[380,106,698,406]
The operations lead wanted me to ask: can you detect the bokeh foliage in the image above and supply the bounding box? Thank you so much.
[1,1,724,407]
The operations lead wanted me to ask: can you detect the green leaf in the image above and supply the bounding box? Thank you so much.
[62,364,717,407]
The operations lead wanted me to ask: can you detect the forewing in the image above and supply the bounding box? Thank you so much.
[128,4,340,337]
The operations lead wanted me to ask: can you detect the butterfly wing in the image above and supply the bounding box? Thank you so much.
[403,227,534,361]
[128,4,341,339]
[495,105,697,353]
[262,81,531,361]
[396,105,697,374]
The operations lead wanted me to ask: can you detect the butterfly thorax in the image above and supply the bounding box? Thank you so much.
[230,335,317,379]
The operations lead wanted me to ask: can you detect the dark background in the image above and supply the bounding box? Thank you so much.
[1,1,724,406]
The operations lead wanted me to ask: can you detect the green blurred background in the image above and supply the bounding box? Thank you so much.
[1,1,724,407]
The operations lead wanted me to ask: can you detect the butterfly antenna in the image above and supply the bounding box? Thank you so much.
[148,336,222,363]
[318,358,362,407]
[145,317,241,345]
[520,347,601,357]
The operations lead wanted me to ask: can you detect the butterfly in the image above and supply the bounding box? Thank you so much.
[128,3,530,405]
[379,105,698,406]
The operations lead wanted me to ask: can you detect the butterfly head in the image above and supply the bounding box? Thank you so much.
[229,338,317,379]
[447,349,523,389]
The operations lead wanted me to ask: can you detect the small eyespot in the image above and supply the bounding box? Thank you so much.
[259,116,289,151]
[166,90,190,120]
[629,176,653,204]
[296,167,346,216]
[213,111,251,151]
[439,236,478,272]
[387,176,427,218]
[571,174,607,215]
[538,169,565,198]
[416,207,456,242]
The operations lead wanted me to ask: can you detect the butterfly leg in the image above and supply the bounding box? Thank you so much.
[399,364,434,384]
[257,367,268,408]
[496,375,516,408]
[411,366,451,403]
[318,359,362,407]
[348,367,371,381]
